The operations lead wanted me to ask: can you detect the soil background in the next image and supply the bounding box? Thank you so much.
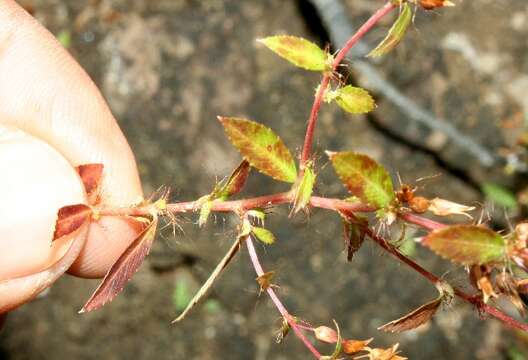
[2,0,528,359]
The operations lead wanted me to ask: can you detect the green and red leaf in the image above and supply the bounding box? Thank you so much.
[257,35,330,71]
[219,117,297,183]
[368,3,412,58]
[423,225,505,265]
[80,214,158,313]
[216,160,251,198]
[327,151,394,209]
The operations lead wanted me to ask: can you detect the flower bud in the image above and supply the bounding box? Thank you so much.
[419,0,455,10]
[314,326,338,344]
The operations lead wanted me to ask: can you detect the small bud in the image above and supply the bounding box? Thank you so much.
[428,198,475,219]
[419,0,455,10]
[409,196,430,213]
[314,326,338,344]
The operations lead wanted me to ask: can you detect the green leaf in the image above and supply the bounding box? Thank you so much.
[198,196,213,227]
[57,29,72,48]
[423,225,506,265]
[214,160,251,199]
[219,117,297,183]
[292,162,317,214]
[257,35,330,71]
[252,227,276,245]
[482,183,518,210]
[327,151,394,209]
[330,86,375,114]
[367,3,412,58]
[172,279,191,311]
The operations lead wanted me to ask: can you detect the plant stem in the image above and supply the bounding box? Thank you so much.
[399,212,447,231]
[98,193,375,217]
[99,190,528,333]
[245,235,321,359]
[299,1,397,168]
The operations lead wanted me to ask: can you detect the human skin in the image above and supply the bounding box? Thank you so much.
[0,0,143,314]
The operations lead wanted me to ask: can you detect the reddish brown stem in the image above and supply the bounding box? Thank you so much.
[399,212,447,231]
[98,193,374,218]
[299,1,397,168]
[245,235,321,358]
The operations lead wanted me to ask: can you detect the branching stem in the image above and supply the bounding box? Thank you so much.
[299,1,397,168]
[245,235,321,358]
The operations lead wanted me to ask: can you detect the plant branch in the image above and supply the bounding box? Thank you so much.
[245,235,321,359]
[98,193,375,218]
[362,225,528,332]
[399,212,447,231]
[299,1,397,168]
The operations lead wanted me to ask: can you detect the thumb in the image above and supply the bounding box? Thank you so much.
[0,125,87,312]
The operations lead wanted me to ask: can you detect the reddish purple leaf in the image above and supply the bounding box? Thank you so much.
[79,215,158,313]
[53,204,92,241]
[76,164,104,205]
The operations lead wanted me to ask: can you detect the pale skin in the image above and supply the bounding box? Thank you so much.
[0,0,143,315]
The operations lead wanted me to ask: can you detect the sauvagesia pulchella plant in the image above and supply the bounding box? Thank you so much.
[11,0,528,358]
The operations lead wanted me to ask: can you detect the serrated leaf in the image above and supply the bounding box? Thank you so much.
[378,297,441,333]
[482,183,518,210]
[292,162,316,214]
[215,160,251,198]
[367,3,412,58]
[332,86,375,114]
[219,117,297,183]
[258,35,330,71]
[327,151,394,209]
[76,163,104,205]
[172,236,242,323]
[80,214,158,313]
[252,226,276,245]
[423,225,505,265]
[53,204,92,241]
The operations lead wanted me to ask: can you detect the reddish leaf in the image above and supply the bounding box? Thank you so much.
[342,215,367,261]
[53,204,92,241]
[79,215,158,313]
[423,225,505,265]
[378,298,441,333]
[342,338,373,355]
[218,160,251,198]
[76,164,104,205]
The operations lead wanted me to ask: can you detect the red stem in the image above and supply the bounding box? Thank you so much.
[245,235,321,359]
[399,212,447,231]
[98,193,374,218]
[299,1,397,168]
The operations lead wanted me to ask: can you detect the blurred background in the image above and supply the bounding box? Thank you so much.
[2,0,528,358]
